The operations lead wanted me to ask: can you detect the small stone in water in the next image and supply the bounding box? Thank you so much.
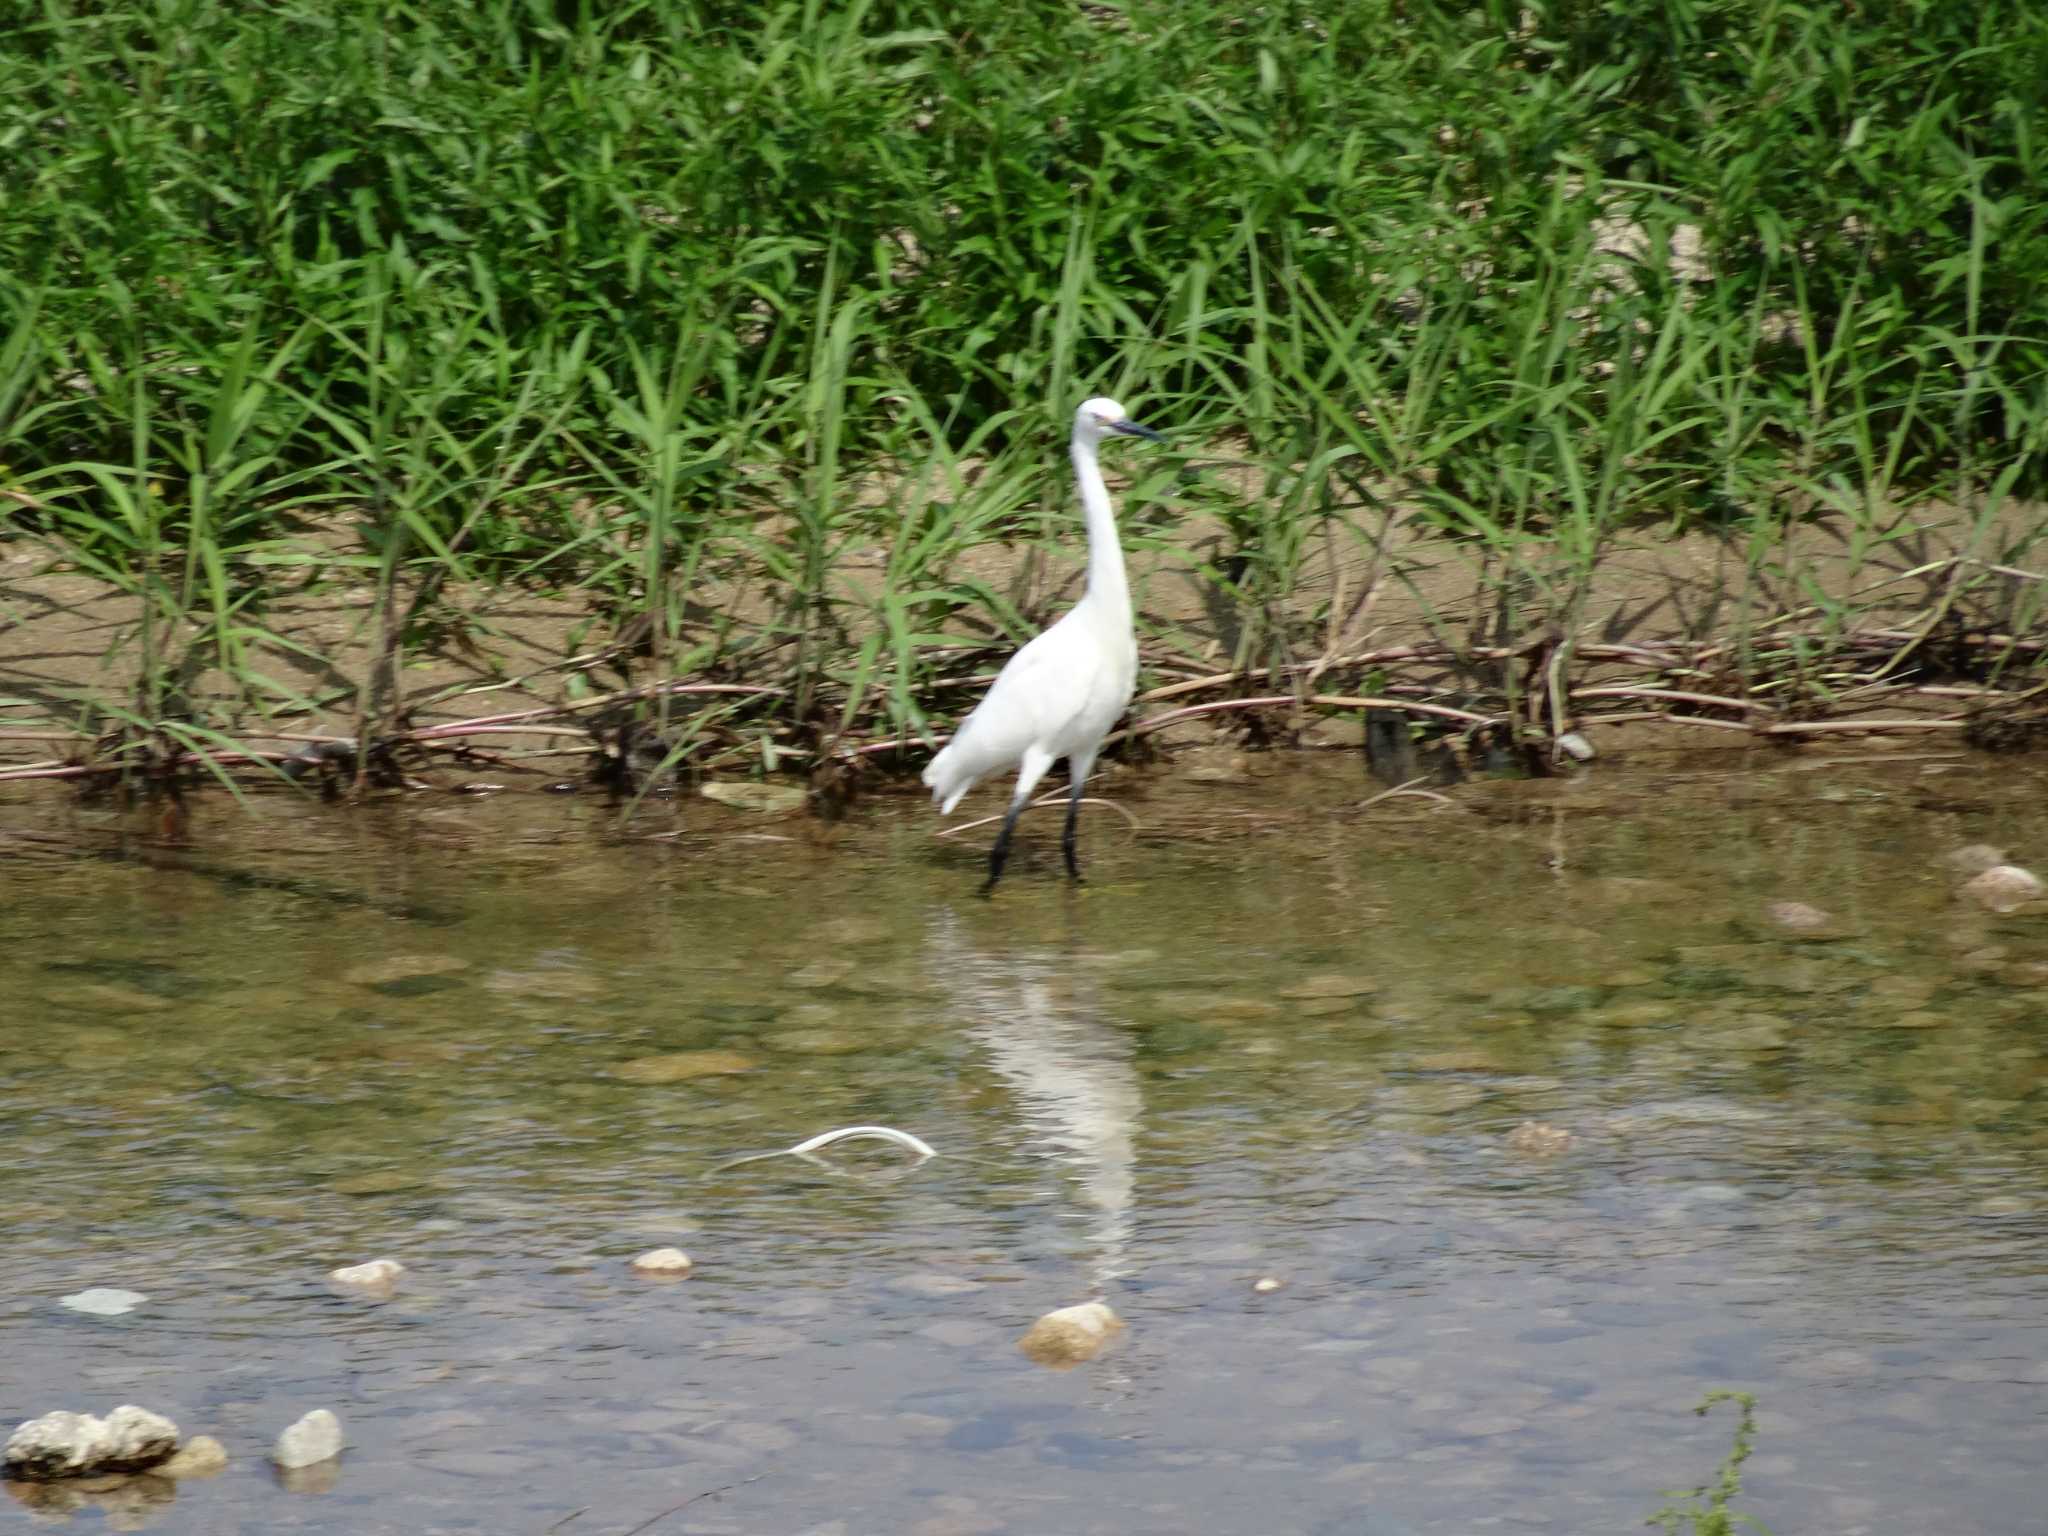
[1587,1000,1676,1029]
[158,1435,228,1479]
[58,1287,146,1317]
[273,1410,344,1470]
[328,1259,404,1290]
[1018,1301,1123,1366]
[1411,1048,1505,1073]
[1878,1010,1948,1030]
[1961,865,2045,914]
[700,781,807,814]
[1277,973,1378,1001]
[890,1272,986,1298]
[1506,1121,1574,1156]
[339,952,469,988]
[1295,995,1368,1018]
[1944,844,2009,876]
[1252,1277,1284,1294]
[612,1050,757,1084]
[1765,900,1837,935]
[4,1406,180,1480]
[630,1247,694,1276]
[332,1169,424,1197]
[762,1028,867,1056]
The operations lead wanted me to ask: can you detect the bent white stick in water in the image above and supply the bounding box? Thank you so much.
[713,1124,937,1173]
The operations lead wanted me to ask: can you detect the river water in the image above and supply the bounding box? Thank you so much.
[2,748,2045,1534]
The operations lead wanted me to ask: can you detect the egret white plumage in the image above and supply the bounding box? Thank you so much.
[923,396,1162,892]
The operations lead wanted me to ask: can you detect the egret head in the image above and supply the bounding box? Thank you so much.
[1074,396,1164,445]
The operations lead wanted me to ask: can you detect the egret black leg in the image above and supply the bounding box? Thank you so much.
[981,798,1028,896]
[1061,778,1086,882]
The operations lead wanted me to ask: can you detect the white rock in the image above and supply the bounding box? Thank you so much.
[58,1287,147,1317]
[1554,731,1596,762]
[4,1406,179,1480]
[328,1259,405,1289]
[629,1247,694,1276]
[272,1409,344,1470]
[1252,1276,1284,1294]
[1017,1301,1123,1366]
[1961,864,2045,913]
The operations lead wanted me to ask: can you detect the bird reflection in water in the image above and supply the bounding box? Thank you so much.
[924,908,1142,1293]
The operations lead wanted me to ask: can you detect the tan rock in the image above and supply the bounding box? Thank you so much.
[1018,1301,1122,1366]
[158,1435,228,1479]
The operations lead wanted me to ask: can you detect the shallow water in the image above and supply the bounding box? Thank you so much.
[3,750,2047,1535]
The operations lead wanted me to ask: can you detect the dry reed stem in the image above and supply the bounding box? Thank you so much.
[933,793,1141,838]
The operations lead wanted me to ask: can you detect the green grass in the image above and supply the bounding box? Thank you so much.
[2,0,2046,780]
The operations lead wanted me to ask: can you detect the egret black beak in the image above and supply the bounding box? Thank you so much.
[1111,418,1164,441]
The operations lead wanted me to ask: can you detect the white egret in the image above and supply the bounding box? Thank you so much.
[922,396,1163,892]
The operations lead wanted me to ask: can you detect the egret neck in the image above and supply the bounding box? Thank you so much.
[1073,433,1131,622]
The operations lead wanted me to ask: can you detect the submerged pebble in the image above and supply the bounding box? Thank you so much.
[1765,900,1844,938]
[339,953,469,988]
[1875,1010,1948,1030]
[1277,973,1379,1001]
[1961,865,2045,913]
[272,1410,344,1470]
[1377,1081,1487,1116]
[1505,1121,1573,1156]
[761,1028,868,1056]
[332,1170,426,1197]
[1585,1000,1677,1029]
[1944,844,2009,876]
[4,1406,179,1480]
[890,1273,985,1298]
[1018,1301,1122,1366]
[700,782,807,815]
[1410,1048,1505,1073]
[612,1050,756,1084]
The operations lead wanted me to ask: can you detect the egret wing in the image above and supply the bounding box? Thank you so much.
[923,617,1094,810]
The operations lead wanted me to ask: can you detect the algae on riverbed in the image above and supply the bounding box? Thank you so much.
[3,752,2047,1531]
